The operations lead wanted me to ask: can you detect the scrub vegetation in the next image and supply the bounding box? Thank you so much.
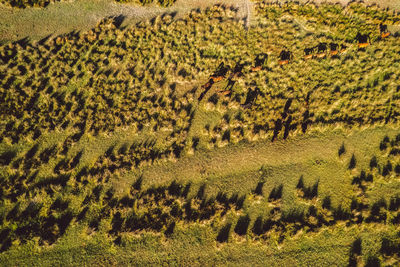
[1,1,400,265]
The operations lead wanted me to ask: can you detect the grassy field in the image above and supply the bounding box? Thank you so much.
[0,0,252,44]
[1,1,400,266]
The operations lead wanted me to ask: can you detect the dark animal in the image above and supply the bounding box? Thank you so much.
[199,62,231,101]
[251,53,268,71]
[380,23,390,38]
[316,43,327,58]
[330,43,339,56]
[222,62,246,95]
[279,50,292,65]
[210,62,230,82]
[303,47,314,60]
[241,87,261,108]
[231,62,245,78]
[356,33,370,49]
[340,43,348,54]
[198,79,214,101]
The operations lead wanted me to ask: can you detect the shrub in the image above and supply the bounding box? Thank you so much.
[303,180,319,199]
[367,198,387,222]
[76,207,89,221]
[380,237,399,256]
[333,204,350,221]
[216,223,231,243]
[168,180,182,197]
[252,216,264,235]
[349,154,357,170]
[165,221,176,236]
[114,236,122,246]
[322,196,331,210]
[234,215,250,236]
[216,192,229,205]
[170,201,183,218]
[196,184,206,199]
[380,140,388,151]
[281,208,304,224]
[268,184,283,201]
[6,202,20,221]
[382,161,392,176]
[51,196,69,211]
[395,164,400,175]
[338,143,346,156]
[92,185,103,201]
[110,212,124,234]
[58,211,74,234]
[365,255,380,267]
[254,181,265,195]
[25,144,39,160]
[0,150,17,165]
[350,237,362,256]
[182,183,191,198]
[389,195,400,211]
[296,175,304,189]
[235,195,246,210]
[370,156,378,169]
[132,176,143,191]
[119,195,134,207]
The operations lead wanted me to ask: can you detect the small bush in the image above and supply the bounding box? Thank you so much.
[380,237,399,256]
[395,164,400,175]
[281,208,304,223]
[365,255,380,267]
[132,176,143,191]
[382,161,392,176]
[268,184,283,201]
[216,223,231,243]
[168,180,182,197]
[196,184,206,199]
[296,175,304,189]
[333,204,350,221]
[252,216,264,235]
[303,180,319,199]
[338,143,346,156]
[165,221,176,236]
[349,154,357,170]
[0,150,17,165]
[322,196,331,210]
[25,144,39,160]
[50,197,69,211]
[350,237,362,256]
[182,183,191,198]
[234,215,250,236]
[370,156,378,169]
[110,212,124,234]
[389,195,400,211]
[235,195,245,210]
[58,211,74,234]
[254,181,264,195]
